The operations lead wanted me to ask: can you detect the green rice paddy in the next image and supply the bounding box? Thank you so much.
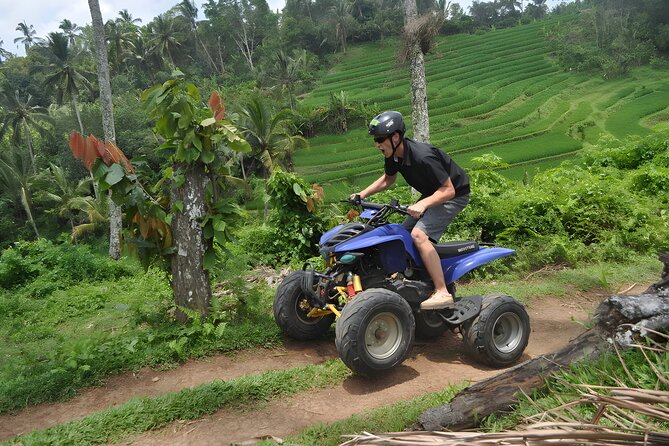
[295,18,669,199]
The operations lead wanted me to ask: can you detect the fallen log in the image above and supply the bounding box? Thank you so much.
[419,254,669,431]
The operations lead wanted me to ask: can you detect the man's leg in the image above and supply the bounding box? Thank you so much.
[409,194,469,310]
[412,227,454,309]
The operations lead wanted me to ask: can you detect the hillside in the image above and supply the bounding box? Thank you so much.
[294,18,669,197]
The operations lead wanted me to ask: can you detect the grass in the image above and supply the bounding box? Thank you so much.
[0,246,282,414]
[481,344,669,432]
[3,360,351,446]
[3,253,662,443]
[295,19,669,195]
[257,385,465,446]
[456,254,661,303]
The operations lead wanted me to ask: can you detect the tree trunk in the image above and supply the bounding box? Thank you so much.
[72,95,85,135]
[88,0,122,260]
[23,122,36,173]
[404,0,430,143]
[20,186,39,238]
[170,163,212,321]
[419,277,669,431]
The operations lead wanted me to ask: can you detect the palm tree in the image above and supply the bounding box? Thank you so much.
[32,32,94,135]
[331,0,353,53]
[526,0,548,20]
[0,89,53,167]
[89,0,123,259]
[238,95,307,220]
[41,163,93,240]
[59,19,81,47]
[14,22,42,53]
[177,0,218,72]
[403,0,430,142]
[147,14,183,68]
[269,50,306,110]
[68,195,109,240]
[238,95,307,178]
[105,19,135,72]
[0,146,40,237]
[0,40,14,63]
[118,9,142,26]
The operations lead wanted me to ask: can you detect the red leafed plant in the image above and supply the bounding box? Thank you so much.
[208,91,225,121]
[68,132,134,173]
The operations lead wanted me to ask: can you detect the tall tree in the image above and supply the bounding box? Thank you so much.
[403,0,431,142]
[238,95,307,178]
[88,0,123,259]
[0,89,52,168]
[147,14,183,68]
[331,0,354,53]
[33,32,94,135]
[269,49,306,110]
[0,40,14,63]
[178,0,219,72]
[0,146,40,237]
[238,94,306,220]
[42,163,94,240]
[14,22,42,54]
[118,9,143,26]
[59,19,82,47]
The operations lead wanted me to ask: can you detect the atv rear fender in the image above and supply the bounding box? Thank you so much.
[442,247,515,283]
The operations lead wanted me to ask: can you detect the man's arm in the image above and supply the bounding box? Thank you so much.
[355,173,397,199]
[407,177,456,219]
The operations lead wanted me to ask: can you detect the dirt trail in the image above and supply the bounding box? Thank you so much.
[0,291,615,444]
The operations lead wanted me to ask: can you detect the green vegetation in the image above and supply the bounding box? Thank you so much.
[263,339,667,446]
[0,240,281,413]
[295,22,669,194]
[1,0,668,442]
[3,360,350,446]
[258,385,464,446]
[482,343,669,431]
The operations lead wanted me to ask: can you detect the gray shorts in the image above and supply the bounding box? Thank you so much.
[402,194,469,242]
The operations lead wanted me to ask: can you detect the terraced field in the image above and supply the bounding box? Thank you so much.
[295,18,669,193]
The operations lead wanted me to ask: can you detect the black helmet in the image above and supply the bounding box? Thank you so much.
[368,111,405,137]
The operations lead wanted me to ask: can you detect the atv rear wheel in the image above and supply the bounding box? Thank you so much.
[414,311,448,339]
[461,294,529,368]
[273,271,335,340]
[335,288,415,376]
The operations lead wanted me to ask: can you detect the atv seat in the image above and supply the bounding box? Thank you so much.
[434,240,479,258]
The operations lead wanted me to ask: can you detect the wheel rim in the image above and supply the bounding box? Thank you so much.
[364,312,402,360]
[421,311,444,328]
[295,297,322,325]
[492,312,524,354]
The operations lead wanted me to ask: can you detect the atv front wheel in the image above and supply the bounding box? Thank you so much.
[461,294,529,368]
[273,271,335,340]
[335,288,415,376]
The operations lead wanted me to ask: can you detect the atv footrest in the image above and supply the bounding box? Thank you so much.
[437,295,482,325]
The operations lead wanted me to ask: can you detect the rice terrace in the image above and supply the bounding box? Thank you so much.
[296,17,669,194]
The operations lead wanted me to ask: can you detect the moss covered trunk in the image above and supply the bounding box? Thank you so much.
[170,163,212,321]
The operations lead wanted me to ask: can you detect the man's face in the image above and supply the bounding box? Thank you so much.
[374,134,393,158]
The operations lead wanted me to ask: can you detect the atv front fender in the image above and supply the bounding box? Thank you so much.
[443,247,515,283]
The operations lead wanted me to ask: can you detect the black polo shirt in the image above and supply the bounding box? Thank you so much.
[384,138,470,198]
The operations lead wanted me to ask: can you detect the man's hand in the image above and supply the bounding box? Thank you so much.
[407,202,427,219]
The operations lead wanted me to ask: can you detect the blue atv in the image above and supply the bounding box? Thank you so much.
[273,197,530,376]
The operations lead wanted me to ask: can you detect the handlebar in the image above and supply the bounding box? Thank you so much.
[342,195,409,215]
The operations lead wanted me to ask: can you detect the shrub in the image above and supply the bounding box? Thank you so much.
[0,239,140,297]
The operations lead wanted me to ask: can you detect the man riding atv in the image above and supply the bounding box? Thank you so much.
[353,111,470,310]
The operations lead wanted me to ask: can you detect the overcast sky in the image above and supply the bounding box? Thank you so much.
[1,0,565,57]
